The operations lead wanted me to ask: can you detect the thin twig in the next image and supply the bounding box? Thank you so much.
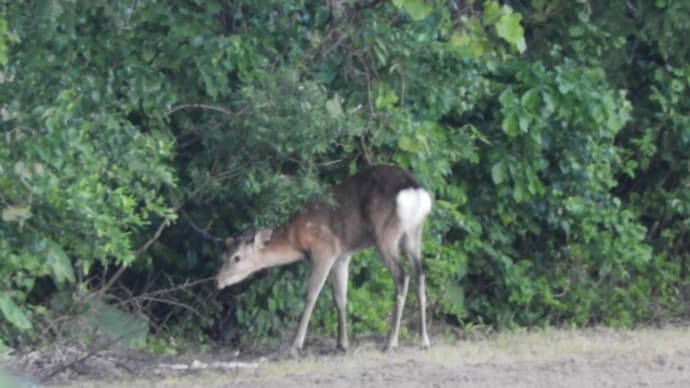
[179,207,224,244]
[166,103,247,117]
[399,67,407,107]
[354,0,385,11]
[134,217,172,256]
[111,277,213,323]
[99,220,167,295]
[317,158,344,167]
[319,29,352,60]
[130,277,214,299]
[133,296,204,318]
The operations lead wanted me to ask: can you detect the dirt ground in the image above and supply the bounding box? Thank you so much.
[5,326,690,388]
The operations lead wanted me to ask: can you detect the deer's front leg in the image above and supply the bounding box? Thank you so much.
[291,255,335,355]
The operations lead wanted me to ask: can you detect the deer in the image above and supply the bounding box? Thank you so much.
[215,164,432,354]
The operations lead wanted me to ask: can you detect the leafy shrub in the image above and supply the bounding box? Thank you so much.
[1,0,689,349]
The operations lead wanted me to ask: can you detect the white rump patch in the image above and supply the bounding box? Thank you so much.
[396,188,432,233]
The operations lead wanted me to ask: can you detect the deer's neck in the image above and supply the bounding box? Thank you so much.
[258,231,304,269]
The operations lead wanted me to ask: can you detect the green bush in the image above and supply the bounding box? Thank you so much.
[1,0,688,349]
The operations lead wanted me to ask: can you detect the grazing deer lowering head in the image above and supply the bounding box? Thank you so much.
[216,164,432,354]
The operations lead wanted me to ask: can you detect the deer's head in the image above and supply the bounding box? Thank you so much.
[216,228,273,289]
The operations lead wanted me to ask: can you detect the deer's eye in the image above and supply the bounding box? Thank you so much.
[233,255,241,263]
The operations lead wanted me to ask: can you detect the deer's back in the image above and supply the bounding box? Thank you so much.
[286,165,425,255]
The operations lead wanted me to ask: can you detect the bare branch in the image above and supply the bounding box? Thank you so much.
[134,296,204,318]
[166,103,248,117]
[128,277,214,300]
[135,217,172,257]
[179,207,224,244]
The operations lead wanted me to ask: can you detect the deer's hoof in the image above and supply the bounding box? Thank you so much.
[287,346,302,358]
[421,337,431,350]
[383,342,398,353]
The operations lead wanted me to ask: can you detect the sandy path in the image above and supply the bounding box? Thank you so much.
[40,326,690,387]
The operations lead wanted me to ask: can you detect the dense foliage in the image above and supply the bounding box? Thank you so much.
[0,0,688,350]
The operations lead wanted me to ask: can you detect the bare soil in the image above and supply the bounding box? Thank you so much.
[4,326,690,387]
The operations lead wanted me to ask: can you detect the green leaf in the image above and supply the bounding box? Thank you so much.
[569,26,584,37]
[483,0,502,25]
[491,161,508,184]
[0,18,9,66]
[45,240,76,284]
[0,294,32,331]
[518,113,530,133]
[526,168,544,195]
[542,91,556,115]
[512,182,527,202]
[502,113,520,137]
[392,0,432,21]
[521,89,541,113]
[449,32,470,48]
[532,0,547,10]
[0,338,10,355]
[499,88,517,107]
[1,205,31,223]
[325,93,344,118]
[398,134,420,152]
[375,90,398,109]
[495,7,526,53]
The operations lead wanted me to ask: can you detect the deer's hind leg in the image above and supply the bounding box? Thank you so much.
[375,220,409,352]
[330,254,352,351]
[402,225,430,348]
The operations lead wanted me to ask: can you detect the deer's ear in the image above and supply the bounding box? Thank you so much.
[254,229,273,249]
[224,237,234,248]
[239,228,256,242]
